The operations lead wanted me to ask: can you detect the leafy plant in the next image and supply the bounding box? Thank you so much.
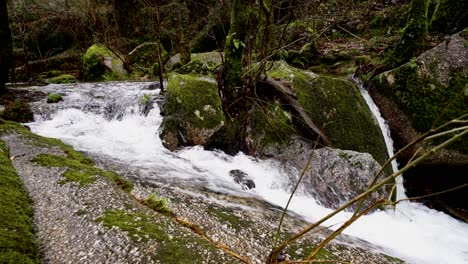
[47,93,63,103]
[140,94,151,105]
[142,193,171,213]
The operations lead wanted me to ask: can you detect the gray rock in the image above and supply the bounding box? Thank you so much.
[229,169,256,190]
[302,148,387,210]
[264,139,388,210]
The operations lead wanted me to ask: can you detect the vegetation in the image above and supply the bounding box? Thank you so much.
[0,0,12,90]
[97,210,220,263]
[48,74,76,84]
[46,93,63,103]
[0,140,40,263]
[142,193,171,213]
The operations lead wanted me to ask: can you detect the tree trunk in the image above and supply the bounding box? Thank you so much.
[177,0,191,65]
[429,0,468,34]
[0,0,12,90]
[390,0,429,66]
[259,0,273,60]
[220,0,250,118]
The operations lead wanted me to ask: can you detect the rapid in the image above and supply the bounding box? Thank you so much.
[25,82,468,264]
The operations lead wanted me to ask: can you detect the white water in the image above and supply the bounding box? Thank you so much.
[354,77,407,200]
[27,82,468,264]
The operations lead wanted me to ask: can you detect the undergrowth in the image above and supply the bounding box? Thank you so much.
[0,141,40,264]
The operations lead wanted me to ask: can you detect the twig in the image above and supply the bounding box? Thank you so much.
[268,127,468,263]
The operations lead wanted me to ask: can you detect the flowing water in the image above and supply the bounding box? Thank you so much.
[353,76,407,200]
[24,81,468,264]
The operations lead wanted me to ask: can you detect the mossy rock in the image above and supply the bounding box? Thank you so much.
[0,140,41,264]
[267,61,388,165]
[0,101,34,123]
[47,93,63,103]
[160,74,225,150]
[171,52,223,75]
[370,31,468,154]
[128,42,168,69]
[249,101,299,148]
[48,74,76,84]
[82,44,126,81]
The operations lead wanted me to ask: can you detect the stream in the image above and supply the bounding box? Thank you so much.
[23,81,468,264]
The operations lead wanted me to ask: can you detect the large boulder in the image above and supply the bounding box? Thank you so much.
[83,44,127,81]
[267,61,389,165]
[304,147,387,210]
[159,74,225,150]
[169,52,224,74]
[128,42,168,77]
[368,29,468,221]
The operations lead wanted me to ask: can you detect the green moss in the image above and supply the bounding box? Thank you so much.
[97,210,219,263]
[374,65,468,153]
[82,44,112,81]
[0,121,93,165]
[285,240,336,261]
[0,141,40,263]
[206,205,251,230]
[0,101,34,123]
[268,62,388,164]
[142,193,171,214]
[47,93,63,103]
[389,0,429,66]
[250,101,298,145]
[165,74,225,129]
[48,74,76,84]
[32,153,132,191]
[430,0,468,34]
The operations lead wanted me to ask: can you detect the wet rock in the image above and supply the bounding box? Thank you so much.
[264,139,389,210]
[229,169,256,190]
[159,74,225,150]
[143,82,160,90]
[368,29,468,221]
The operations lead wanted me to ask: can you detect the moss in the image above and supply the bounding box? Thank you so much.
[82,44,112,81]
[175,59,215,75]
[250,101,298,146]
[142,193,171,214]
[47,93,63,103]
[32,153,132,191]
[0,141,40,263]
[0,101,34,123]
[430,0,468,34]
[38,70,62,79]
[48,74,76,84]
[0,120,93,164]
[165,74,225,129]
[206,205,251,230]
[268,62,388,164]
[373,64,468,153]
[128,42,168,69]
[389,0,429,66]
[97,210,220,263]
[355,56,371,66]
[284,240,337,261]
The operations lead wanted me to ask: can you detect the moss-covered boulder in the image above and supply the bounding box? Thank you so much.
[48,74,76,84]
[160,74,225,150]
[128,42,168,78]
[170,52,223,75]
[267,61,388,165]
[368,30,468,221]
[83,44,126,81]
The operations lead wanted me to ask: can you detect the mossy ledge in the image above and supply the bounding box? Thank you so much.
[97,210,223,263]
[0,120,133,191]
[0,140,41,264]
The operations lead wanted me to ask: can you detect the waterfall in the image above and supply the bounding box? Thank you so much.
[352,77,407,200]
[25,81,468,264]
